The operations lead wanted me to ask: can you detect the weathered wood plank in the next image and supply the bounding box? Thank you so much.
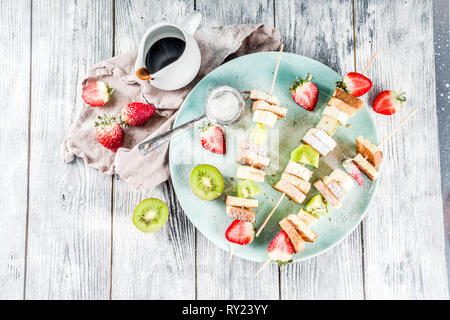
[355,0,449,299]
[111,0,196,299]
[195,0,280,300]
[276,0,365,300]
[25,0,113,299]
[0,0,31,300]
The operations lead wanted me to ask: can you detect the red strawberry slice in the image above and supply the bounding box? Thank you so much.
[120,102,156,126]
[225,220,255,245]
[82,81,114,107]
[268,230,294,264]
[336,72,373,97]
[95,114,124,152]
[200,125,226,154]
[290,74,319,111]
[342,158,364,186]
[373,90,406,115]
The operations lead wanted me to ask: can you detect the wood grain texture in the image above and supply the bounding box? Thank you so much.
[111,0,196,299]
[25,0,113,299]
[0,0,30,299]
[355,0,449,299]
[276,0,364,299]
[195,0,280,300]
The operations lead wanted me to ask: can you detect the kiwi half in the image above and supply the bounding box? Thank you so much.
[237,180,261,198]
[190,164,224,200]
[305,194,329,216]
[132,198,168,233]
[290,144,320,168]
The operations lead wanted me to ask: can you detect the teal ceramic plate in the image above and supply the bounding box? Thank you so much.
[169,52,378,262]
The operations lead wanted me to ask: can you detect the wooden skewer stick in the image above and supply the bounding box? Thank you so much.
[377,108,418,148]
[269,43,284,95]
[256,192,286,237]
[362,50,379,75]
[256,259,272,276]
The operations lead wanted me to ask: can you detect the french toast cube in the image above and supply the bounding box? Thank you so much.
[225,206,255,224]
[356,136,383,168]
[279,218,306,253]
[274,180,306,204]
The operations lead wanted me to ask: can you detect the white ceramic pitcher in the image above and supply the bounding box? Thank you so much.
[135,11,202,91]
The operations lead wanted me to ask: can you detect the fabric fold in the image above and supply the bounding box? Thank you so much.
[62,24,281,190]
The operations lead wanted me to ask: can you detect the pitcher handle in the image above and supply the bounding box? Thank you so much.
[179,10,202,35]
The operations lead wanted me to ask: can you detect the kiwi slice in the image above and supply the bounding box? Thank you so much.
[132,198,168,233]
[250,123,268,146]
[190,164,224,200]
[237,180,261,198]
[305,194,329,216]
[290,144,320,168]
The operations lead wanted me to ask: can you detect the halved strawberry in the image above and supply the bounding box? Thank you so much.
[82,81,114,107]
[373,90,406,115]
[342,158,364,186]
[290,74,319,111]
[120,102,155,126]
[268,230,294,265]
[200,125,226,154]
[225,220,255,245]
[336,72,373,97]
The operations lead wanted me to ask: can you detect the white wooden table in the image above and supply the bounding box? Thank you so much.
[0,0,448,300]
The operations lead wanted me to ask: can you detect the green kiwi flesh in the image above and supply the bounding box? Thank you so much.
[132,198,169,233]
[190,164,224,200]
[305,194,329,216]
[290,144,320,168]
[237,180,261,198]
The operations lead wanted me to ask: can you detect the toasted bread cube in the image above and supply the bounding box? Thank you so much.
[238,138,267,156]
[302,130,332,156]
[226,206,255,224]
[313,180,342,209]
[297,208,319,226]
[310,128,337,151]
[287,214,317,242]
[249,89,280,106]
[225,196,258,208]
[236,165,265,182]
[252,100,287,118]
[252,110,278,128]
[353,154,379,181]
[284,161,313,181]
[274,180,306,204]
[329,168,354,191]
[316,115,339,136]
[328,96,359,117]
[356,136,383,168]
[333,88,364,111]
[279,218,305,253]
[236,149,270,169]
[281,172,311,194]
[326,181,346,202]
[323,105,349,125]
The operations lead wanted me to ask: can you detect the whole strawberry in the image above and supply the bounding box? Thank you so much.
[373,90,406,115]
[200,125,226,154]
[95,114,124,152]
[290,73,319,111]
[120,102,156,126]
[82,81,114,107]
[336,72,373,97]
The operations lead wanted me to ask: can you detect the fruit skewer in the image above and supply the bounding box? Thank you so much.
[257,108,417,274]
[256,52,378,237]
[226,44,286,262]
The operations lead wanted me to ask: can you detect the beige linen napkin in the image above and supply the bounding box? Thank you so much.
[62,24,281,190]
